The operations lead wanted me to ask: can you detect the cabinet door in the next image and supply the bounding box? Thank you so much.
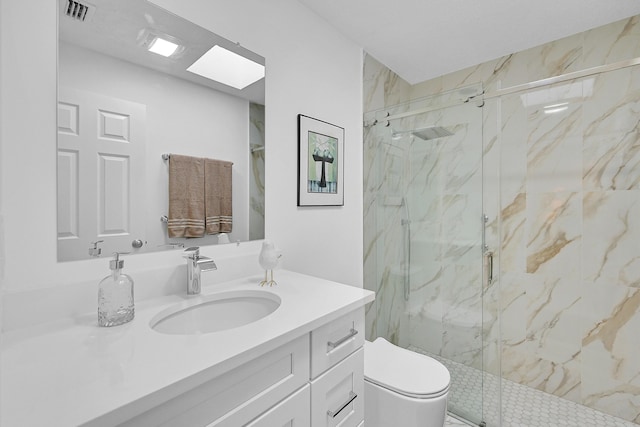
[246,384,310,427]
[121,334,309,427]
[311,348,364,427]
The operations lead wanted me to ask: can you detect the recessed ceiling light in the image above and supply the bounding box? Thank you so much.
[187,45,265,90]
[148,37,179,57]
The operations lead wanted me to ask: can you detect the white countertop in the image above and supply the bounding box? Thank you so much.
[1,270,374,427]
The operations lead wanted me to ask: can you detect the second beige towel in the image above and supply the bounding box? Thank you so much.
[168,154,205,238]
[204,158,233,234]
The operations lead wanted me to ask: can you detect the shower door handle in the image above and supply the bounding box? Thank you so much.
[485,250,494,286]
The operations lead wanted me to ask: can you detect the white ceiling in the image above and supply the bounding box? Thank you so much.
[60,0,265,103]
[297,0,640,84]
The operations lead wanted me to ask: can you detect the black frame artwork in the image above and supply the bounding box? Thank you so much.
[297,114,345,206]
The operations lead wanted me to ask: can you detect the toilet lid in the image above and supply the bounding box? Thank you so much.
[364,338,450,399]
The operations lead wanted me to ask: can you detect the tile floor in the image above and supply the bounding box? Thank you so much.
[409,346,637,427]
[446,415,472,426]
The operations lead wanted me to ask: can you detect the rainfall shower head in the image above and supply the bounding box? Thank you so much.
[391,125,453,141]
[411,126,453,140]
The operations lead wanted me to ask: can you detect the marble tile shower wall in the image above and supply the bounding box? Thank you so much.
[363,15,640,424]
[363,55,412,344]
[365,83,486,370]
[249,103,265,241]
[494,65,640,424]
[405,103,484,370]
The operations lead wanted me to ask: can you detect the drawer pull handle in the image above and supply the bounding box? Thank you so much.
[327,392,357,418]
[327,328,358,349]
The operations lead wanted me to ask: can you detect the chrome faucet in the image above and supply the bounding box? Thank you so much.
[88,240,104,257]
[182,247,217,295]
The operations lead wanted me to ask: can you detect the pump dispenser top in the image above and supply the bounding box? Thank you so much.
[98,252,135,327]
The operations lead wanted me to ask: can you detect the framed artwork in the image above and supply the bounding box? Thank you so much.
[297,114,344,206]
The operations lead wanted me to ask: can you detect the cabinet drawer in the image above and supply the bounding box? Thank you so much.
[310,348,364,427]
[311,307,364,378]
[246,384,310,427]
[123,334,310,427]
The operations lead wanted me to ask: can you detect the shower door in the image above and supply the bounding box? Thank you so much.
[363,84,488,425]
[482,60,640,426]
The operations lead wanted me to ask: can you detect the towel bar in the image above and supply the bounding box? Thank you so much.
[162,153,170,161]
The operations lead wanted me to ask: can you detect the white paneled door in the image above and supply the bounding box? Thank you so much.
[57,87,146,261]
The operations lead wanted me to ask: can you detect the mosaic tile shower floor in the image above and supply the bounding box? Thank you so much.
[408,346,637,427]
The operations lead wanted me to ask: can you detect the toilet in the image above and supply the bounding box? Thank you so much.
[364,337,451,427]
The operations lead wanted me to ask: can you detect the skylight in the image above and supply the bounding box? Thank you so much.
[187,45,265,90]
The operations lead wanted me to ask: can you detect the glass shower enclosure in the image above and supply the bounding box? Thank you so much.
[363,84,491,425]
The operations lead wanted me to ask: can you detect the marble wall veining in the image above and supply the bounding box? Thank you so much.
[364,82,488,424]
[364,14,640,426]
[362,54,412,343]
[493,64,640,423]
[249,103,266,241]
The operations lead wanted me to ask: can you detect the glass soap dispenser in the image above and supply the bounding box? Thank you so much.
[98,252,134,327]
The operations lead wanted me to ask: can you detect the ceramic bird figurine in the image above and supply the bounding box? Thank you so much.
[259,240,281,286]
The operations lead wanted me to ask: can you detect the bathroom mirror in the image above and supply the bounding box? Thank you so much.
[57,0,265,262]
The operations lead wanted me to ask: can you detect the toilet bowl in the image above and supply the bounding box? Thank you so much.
[364,337,450,427]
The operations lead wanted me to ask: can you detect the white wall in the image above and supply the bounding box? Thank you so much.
[1,0,58,292]
[151,0,365,287]
[59,42,251,254]
[0,0,363,300]
[0,0,5,412]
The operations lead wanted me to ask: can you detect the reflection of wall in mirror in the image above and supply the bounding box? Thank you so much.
[58,41,252,258]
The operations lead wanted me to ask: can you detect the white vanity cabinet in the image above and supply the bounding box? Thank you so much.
[309,307,365,427]
[118,307,365,427]
[246,385,311,427]
[2,270,375,427]
[121,334,310,427]
[311,349,364,427]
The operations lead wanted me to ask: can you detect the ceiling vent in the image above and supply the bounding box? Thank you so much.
[64,0,95,22]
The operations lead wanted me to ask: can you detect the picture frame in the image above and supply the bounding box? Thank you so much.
[297,114,344,206]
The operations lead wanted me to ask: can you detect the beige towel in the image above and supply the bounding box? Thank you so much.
[204,158,233,234]
[168,154,205,238]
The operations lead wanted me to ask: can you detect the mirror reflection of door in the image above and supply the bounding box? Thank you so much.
[57,87,146,261]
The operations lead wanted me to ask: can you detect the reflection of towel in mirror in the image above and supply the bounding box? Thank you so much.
[168,154,205,238]
[205,158,233,234]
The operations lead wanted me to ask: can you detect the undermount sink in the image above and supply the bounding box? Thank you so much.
[150,290,281,335]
